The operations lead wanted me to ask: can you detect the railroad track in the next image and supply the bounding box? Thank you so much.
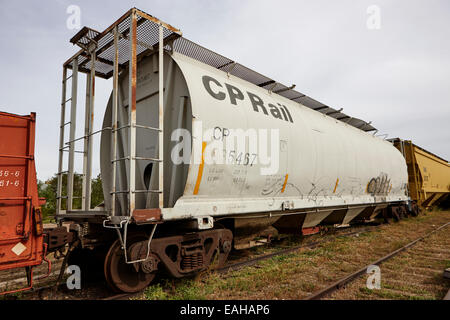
[0,223,385,300]
[35,219,449,301]
[304,221,450,300]
[103,226,377,300]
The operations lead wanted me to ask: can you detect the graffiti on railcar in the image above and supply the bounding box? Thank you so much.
[367,173,391,196]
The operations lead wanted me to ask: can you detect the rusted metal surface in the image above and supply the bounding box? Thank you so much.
[104,233,155,293]
[70,26,100,48]
[62,8,133,68]
[135,8,181,34]
[104,228,233,293]
[43,227,74,251]
[128,228,233,281]
[0,111,44,293]
[63,8,182,78]
[301,227,320,236]
[110,26,119,216]
[60,8,181,219]
[158,25,164,210]
[128,10,138,215]
[132,209,162,224]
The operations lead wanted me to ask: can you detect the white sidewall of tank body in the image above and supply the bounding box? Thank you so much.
[161,52,408,220]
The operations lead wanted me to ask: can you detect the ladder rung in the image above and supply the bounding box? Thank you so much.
[59,147,84,154]
[133,157,162,162]
[65,74,73,81]
[110,190,129,194]
[57,195,82,199]
[134,124,162,132]
[134,190,162,194]
[60,121,71,128]
[113,124,162,132]
[111,157,163,163]
[92,127,111,136]
[61,98,72,105]
[57,171,69,175]
[114,124,130,132]
[65,127,112,145]
[110,190,162,194]
[112,157,129,163]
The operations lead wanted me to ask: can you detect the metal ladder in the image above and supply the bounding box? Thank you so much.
[57,11,169,217]
[56,63,78,213]
[109,20,166,216]
[56,45,97,214]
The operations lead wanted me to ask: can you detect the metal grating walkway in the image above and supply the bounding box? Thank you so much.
[64,7,376,132]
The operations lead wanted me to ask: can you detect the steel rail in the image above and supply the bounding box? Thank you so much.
[303,221,450,300]
[445,289,450,300]
[7,225,376,300]
[215,228,374,274]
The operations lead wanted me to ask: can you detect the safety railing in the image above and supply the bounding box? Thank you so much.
[56,8,182,217]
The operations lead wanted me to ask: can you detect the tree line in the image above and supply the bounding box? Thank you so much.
[38,173,104,220]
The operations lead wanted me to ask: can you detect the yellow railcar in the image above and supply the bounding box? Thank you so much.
[392,139,450,208]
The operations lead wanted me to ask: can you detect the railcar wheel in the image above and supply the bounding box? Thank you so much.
[382,208,392,224]
[104,234,156,293]
[391,207,401,222]
[411,203,420,217]
[399,206,408,219]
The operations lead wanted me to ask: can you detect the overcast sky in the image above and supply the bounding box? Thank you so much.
[1,0,449,180]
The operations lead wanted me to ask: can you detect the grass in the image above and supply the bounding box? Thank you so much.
[141,256,304,300]
[140,237,352,299]
[42,216,55,224]
[444,260,450,269]
[360,287,434,300]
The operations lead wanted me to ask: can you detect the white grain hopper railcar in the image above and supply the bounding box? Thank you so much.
[55,8,411,292]
[100,51,409,236]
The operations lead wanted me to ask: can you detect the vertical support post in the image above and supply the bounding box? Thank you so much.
[83,51,96,210]
[57,67,68,215]
[168,97,186,205]
[82,75,91,210]
[408,141,420,202]
[67,59,78,211]
[399,139,410,198]
[111,26,119,216]
[158,24,164,209]
[128,10,138,216]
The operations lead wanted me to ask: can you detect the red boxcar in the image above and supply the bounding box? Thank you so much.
[0,111,46,293]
